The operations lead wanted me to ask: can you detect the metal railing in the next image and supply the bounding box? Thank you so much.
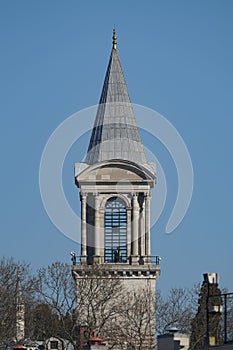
[71,253,161,266]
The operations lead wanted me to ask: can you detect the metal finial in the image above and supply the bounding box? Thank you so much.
[112,27,117,50]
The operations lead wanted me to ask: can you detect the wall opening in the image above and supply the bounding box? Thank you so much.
[104,197,127,263]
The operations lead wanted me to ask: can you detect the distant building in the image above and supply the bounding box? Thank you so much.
[44,337,73,350]
[83,336,107,350]
[157,328,190,350]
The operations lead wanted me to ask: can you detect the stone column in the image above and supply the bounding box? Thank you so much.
[94,193,101,261]
[132,193,139,263]
[127,208,131,259]
[80,193,87,263]
[140,200,145,257]
[99,208,105,263]
[145,192,151,260]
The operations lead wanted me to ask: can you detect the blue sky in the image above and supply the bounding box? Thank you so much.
[1,1,233,293]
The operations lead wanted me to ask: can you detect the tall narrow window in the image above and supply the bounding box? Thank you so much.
[104,197,127,263]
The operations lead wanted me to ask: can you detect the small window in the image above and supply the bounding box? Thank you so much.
[50,341,58,350]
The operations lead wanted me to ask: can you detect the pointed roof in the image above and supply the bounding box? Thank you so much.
[85,30,148,165]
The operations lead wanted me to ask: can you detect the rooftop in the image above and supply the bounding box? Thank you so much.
[85,29,148,166]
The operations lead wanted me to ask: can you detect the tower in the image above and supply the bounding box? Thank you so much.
[16,267,25,343]
[190,273,222,350]
[72,30,160,347]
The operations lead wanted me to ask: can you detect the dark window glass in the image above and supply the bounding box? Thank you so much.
[104,197,127,263]
[50,341,58,350]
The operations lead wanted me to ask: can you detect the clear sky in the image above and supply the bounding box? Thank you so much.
[1,0,233,293]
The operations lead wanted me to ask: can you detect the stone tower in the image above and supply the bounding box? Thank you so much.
[16,267,25,342]
[72,30,160,346]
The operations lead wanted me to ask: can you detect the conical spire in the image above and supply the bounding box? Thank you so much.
[85,30,147,165]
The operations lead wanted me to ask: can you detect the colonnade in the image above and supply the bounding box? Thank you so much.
[80,192,151,263]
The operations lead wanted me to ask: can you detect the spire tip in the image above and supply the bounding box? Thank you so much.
[112,27,117,50]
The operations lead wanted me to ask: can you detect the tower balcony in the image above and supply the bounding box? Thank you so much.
[72,255,161,266]
[71,255,161,279]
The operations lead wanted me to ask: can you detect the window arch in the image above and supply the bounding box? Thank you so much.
[104,197,127,263]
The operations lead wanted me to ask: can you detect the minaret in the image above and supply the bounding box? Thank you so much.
[16,267,25,342]
[72,30,160,347]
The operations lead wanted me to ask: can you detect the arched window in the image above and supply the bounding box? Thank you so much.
[104,197,127,263]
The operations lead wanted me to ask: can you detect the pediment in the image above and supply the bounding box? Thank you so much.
[75,160,156,185]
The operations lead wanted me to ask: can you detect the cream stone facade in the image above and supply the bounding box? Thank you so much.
[73,159,160,291]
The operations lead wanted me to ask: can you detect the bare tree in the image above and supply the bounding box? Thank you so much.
[0,258,34,349]
[73,265,125,347]
[73,265,158,349]
[105,286,156,350]
[156,286,199,335]
[29,302,60,340]
[33,262,127,348]
[34,262,77,346]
